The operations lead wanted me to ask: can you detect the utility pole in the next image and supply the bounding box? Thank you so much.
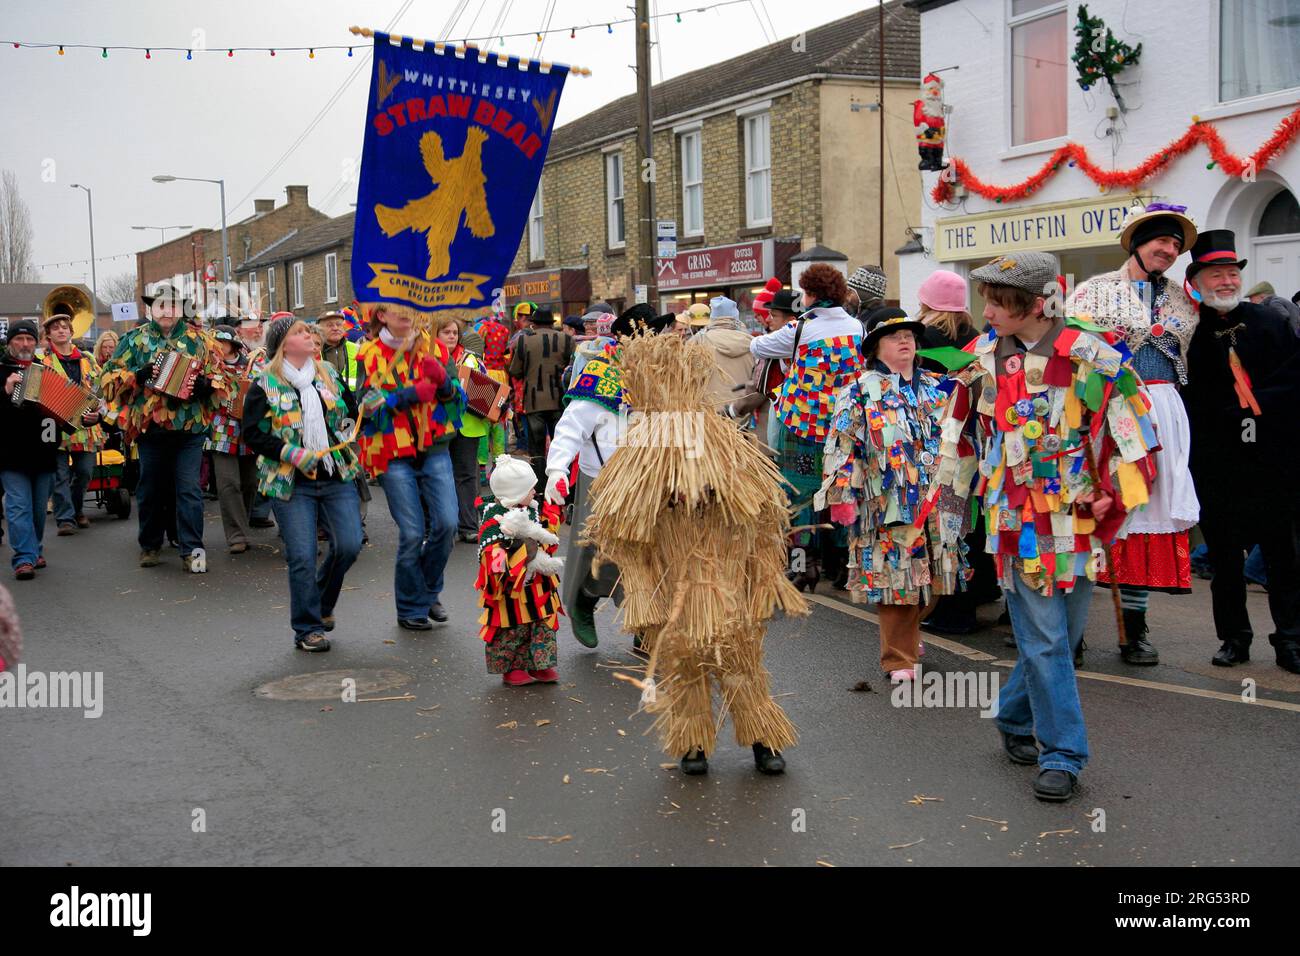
[878,0,885,268]
[635,0,657,308]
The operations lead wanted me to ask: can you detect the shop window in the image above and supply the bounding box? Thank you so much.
[681,131,704,236]
[744,113,771,227]
[1258,189,1300,235]
[606,153,625,249]
[529,182,545,261]
[1009,0,1067,146]
[1220,0,1300,102]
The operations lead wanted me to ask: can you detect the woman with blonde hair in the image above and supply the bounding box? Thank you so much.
[93,330,120,366]
[241,315,363,652]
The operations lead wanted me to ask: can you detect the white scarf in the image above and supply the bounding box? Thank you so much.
[379,327,414,352]
[283,358,334,475]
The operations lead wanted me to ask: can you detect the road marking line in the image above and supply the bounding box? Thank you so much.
[803,593,998,661]
[807,592,1300,713]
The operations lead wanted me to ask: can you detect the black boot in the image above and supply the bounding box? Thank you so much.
[680,749,708,775]
[1119,609,1159,665]
[1212,635,1251,666]
[1073,639,1087,668]
[752,743,786,775]
[1269,634,1300,675]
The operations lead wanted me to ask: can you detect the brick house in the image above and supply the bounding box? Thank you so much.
[505,2,921,320]
[135,185,329,317]
[234,211,355,320]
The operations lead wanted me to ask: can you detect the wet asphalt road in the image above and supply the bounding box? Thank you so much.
[3,491,1298,866]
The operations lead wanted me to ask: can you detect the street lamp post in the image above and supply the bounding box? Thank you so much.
[69,183,98,316]
[152,174,228,316]
[132,224,193,243]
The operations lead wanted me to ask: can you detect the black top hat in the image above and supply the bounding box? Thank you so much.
[1185,229,1247,281]
[862,308,927,354]
[770,290,799,314]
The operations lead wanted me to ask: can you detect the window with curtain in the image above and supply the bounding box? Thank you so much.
[529,182,545,260]
[1220,0,1300,101]
[292,262,304,309]
[680,131,703,236]
[1010,1,1067,146]
[744,112,771,227]
[267,267,276,311]
[606,153,625,249]
[325,253,338,302]
[247,271,259,306]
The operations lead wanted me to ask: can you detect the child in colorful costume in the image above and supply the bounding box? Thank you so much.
[475,454,565,686]
[818,311,967,682]
[934,252,1158,802]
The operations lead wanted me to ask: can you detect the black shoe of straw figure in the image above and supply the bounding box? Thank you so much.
[752,744,786,775]
[680,750,708,775]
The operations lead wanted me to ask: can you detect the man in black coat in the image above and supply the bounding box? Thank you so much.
[1182,230,1300,674]
[0,321,65,579]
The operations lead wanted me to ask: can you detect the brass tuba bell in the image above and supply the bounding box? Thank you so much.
[42,285,96,339]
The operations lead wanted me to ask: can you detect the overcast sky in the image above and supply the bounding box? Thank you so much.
[1,0,872,290]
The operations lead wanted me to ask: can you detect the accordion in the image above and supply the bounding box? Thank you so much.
[148,349,202,399]
[225,377,252,420]
[459,365,511,422]
[9,363,96,426]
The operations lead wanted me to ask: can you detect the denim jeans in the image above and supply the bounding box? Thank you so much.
[136,431,206,555]
[379,450,457,620]
[996,575,1094,776]
[52,451,95,523]
[1,470,54,570]
[271,475,363,644]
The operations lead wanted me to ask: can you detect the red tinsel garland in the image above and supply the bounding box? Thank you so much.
[931,106,1300,205]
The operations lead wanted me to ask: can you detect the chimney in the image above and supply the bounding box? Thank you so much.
[253,199,275,214]
[285,185,309,206]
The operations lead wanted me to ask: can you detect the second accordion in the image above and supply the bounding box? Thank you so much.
[9,363,96,426]
[458,365,511,422]
[148,349,202,400]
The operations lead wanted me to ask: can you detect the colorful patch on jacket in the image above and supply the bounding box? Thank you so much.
[776,335,863,440]
[564,355,625,414]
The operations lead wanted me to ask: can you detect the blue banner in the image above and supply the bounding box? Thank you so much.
[352,34,568,313]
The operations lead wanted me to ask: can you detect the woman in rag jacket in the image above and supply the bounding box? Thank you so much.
[749,263,864,591]
[241,315,364,653]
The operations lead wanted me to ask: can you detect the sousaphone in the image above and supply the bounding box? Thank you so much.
[42,285,97,339]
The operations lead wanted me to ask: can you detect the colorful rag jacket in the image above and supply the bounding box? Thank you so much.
[774,329,863,441]
[38,348,106,453]
[475,496,564,643]
[205,355,253,455]
[355,333,463,476]
[564,347,624,414]
[817,365,968,605]
[934,316,1158,597]
[99,320,228,442]
[247,363,361,501]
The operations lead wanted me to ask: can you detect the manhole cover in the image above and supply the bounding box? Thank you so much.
[254,668,412,701]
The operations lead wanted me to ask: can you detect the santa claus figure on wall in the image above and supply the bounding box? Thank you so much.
[914,72,947,172]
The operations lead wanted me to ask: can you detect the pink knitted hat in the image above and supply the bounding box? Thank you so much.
[917,270,968,313]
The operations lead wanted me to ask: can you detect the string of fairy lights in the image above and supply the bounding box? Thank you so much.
[3,0,762,62]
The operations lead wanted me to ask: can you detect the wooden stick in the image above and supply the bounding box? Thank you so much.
[1081,435,1127,647]
[348,25,593,76]
[357,693,416,703]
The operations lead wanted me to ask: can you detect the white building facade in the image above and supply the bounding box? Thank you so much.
[900,0,1300,315]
